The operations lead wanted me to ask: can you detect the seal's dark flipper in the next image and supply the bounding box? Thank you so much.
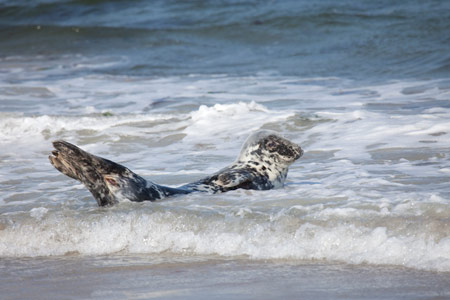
[49,140,123,206]
[49,140,158,206]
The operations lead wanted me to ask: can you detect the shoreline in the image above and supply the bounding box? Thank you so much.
[2,254,449,299]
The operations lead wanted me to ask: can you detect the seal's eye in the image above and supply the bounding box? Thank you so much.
[264,139,278,151]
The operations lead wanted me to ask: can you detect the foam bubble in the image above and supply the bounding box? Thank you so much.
[29,207,48,220]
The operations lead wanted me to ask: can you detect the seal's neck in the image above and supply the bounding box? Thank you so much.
[236,157,289,188]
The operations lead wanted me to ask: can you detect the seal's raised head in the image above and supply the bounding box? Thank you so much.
[238,130,303,165]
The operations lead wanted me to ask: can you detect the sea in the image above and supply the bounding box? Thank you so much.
[0,0,449,299]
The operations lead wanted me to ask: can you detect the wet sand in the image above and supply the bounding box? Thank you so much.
[2,255,449,299]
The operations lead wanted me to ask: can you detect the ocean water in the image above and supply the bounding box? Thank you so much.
[1,0,450,299]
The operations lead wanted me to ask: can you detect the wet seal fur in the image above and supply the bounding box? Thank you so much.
[49,130,303,206]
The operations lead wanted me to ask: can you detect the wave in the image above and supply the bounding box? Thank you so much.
[0,101,294,147]
[1,200,449,273]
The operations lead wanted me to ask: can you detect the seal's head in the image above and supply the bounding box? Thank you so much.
[238,130,303,166]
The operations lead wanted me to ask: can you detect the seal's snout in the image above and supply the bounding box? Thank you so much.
[293,143,304,160]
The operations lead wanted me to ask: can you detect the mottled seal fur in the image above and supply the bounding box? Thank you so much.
[49,130,303,206]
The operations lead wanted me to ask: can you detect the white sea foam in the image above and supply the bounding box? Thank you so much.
[29,207,48,220]
[0,113,177,144]
[0,203,449,272]
[183,101,295,149]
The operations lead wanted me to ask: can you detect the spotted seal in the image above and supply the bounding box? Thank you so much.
[49,130,303,206]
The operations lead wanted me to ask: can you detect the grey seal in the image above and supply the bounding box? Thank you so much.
[49,130,303,206]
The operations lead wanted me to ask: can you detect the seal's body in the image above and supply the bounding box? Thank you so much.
[49,130,303,206]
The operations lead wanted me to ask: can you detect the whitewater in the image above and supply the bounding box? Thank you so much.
[1,74,449,275]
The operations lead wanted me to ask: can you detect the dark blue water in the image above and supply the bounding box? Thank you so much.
[1,0,449,81]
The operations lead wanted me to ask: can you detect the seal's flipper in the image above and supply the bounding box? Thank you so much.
[209,168,272,191]
[49,141,125,206]
[215,170,254,189]
[50,140,193,206]
[182,169,258,193]
[50,140,159,206]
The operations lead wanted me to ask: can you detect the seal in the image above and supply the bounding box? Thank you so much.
[49,130,303,206]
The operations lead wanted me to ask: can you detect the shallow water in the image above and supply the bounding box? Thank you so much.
[1,0,450,298]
